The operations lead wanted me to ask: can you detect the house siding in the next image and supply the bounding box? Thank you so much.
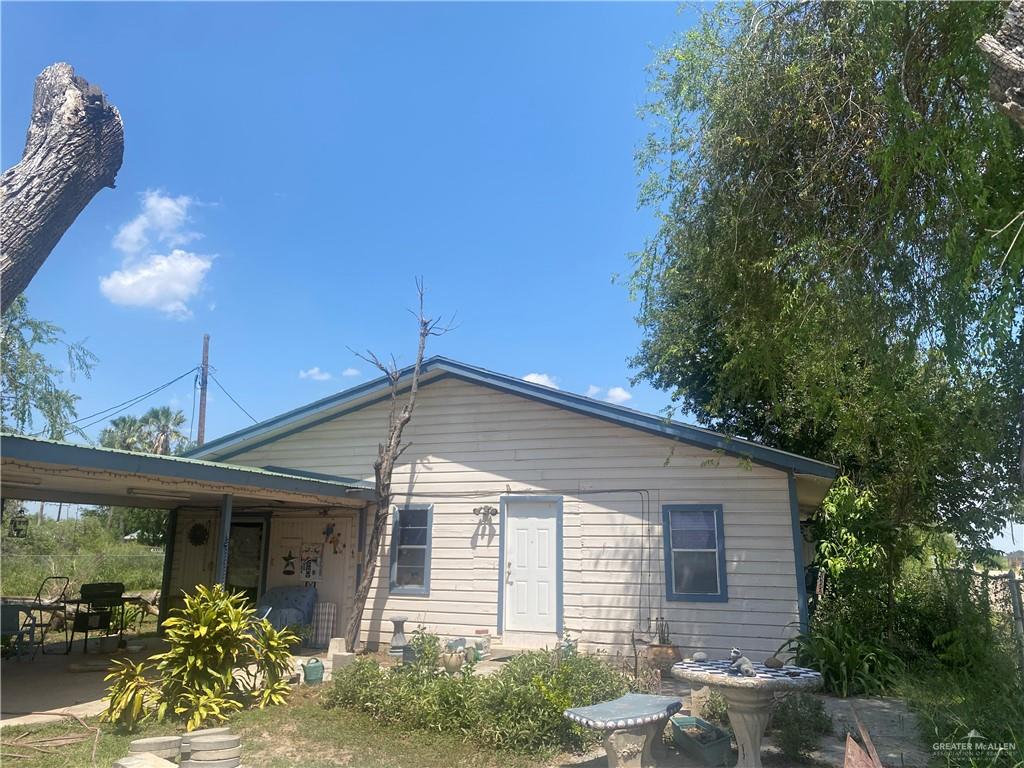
[224,377,802,658]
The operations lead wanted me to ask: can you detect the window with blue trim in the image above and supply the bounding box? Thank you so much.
[389,504,432,595]
[662,505,727,601]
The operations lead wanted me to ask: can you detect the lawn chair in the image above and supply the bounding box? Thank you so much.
[1,604,37,661]
[28,575,70,654]
[69,582,126,654]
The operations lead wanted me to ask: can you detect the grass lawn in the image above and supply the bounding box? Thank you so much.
[0,688,545,768]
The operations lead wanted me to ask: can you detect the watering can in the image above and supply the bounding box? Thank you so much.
[302,657,324,685]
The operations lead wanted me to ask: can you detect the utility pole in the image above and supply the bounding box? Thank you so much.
[197,334,210,447]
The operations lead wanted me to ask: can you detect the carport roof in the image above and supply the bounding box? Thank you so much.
[1,433,373,510]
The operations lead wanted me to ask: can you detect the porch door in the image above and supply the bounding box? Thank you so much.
[226,520,266,603]
[503,498,559,634]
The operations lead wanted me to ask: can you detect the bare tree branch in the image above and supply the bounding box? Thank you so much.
[344,278,453,650]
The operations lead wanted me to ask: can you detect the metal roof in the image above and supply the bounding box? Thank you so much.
[185,357,838,479]
[1,433,372,509]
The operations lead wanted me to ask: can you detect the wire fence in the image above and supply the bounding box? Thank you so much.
[1,553,165,598]
[940,567,1024,673]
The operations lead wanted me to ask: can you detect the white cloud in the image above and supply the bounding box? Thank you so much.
[523,372,559,389]
[299,367,332,381]
[605,386,633,405]
[99,250,212,319]
[113,191,199,256]
[102,191,212,317]
[342,368,361,377]
[585,385,602,398]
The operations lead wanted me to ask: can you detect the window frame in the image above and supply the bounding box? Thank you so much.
[389,503,433,596]
[662,504,728,602]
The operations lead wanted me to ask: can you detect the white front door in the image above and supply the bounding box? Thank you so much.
[503,498,559,634]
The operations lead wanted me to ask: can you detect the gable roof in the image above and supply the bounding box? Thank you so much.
[186,356,838,479]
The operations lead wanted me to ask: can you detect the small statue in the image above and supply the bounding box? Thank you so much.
[729,647,756,677]
[692,651,708,662]
[764,655,784,669]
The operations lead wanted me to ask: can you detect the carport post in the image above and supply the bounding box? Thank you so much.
[158,507,179,628]
[215,494,233,585]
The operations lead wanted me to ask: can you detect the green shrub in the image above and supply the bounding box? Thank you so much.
[769,694,832,762]
[780,622,903,697]
[0,517,164,597]
[102,584,299,731]
[895,660,1024,768]
[100,659,159,732]
[700,688,729,728]
[325,637,631,754]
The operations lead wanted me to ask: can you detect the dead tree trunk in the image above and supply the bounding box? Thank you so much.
[344,280,452,652]
[977,0,1024,128]
[1,63,124,313]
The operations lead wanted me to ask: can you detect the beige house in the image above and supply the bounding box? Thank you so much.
[185,357,836,658]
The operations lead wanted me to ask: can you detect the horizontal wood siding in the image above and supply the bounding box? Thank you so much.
[226,378,801,658]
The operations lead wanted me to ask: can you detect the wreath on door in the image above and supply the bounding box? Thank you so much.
[188,522,209,547]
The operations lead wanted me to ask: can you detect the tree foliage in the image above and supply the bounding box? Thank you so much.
[632,2,1024,561]
[90,406,190,545]
[98,407,189,456]
[1,295,96,438]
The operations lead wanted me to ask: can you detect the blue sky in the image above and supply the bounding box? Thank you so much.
[4,2,1019,552]
[2,1,690,440]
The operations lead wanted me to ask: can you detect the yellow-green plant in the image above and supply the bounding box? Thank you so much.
[151,584,254,726]
[100,659,159,732]
[174,683,244,731]
[245,620,299,709]
[101,584,297,731]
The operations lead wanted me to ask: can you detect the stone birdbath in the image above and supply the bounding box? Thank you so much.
[564,693,682,768]
[671,658,822,768]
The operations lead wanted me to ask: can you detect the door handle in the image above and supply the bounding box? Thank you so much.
[506,560,512,584]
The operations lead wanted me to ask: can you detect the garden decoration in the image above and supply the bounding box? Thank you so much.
[671,655,822,768]
[728,647,756,676]
[441,647,465,673]
[389,615,408,657]
[670,714,732,767]
[302,657,325,684]
[564,693,682,768]
[647,617,680,676]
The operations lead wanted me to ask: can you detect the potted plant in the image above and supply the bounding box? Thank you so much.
[647,617,681,677]
[670,714,732,767]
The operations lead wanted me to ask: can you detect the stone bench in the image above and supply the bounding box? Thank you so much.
[564,693,682,768]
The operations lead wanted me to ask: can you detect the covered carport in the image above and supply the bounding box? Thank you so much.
[1,433,372,630]
[1,433,373,725]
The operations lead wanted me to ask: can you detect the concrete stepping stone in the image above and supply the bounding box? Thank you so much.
[180,760,241,768]
[128,736,181,760]
[180,727,233,756]
[114,754,178,768]
[188,733,240,751]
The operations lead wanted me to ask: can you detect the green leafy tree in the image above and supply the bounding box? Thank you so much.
[139,406,188,456]
[631,2,1023,621]
[1,295,96,438]
[93,406,190,544]
[98,414,147,451]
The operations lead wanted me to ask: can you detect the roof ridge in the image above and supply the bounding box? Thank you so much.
[182,357,837,478]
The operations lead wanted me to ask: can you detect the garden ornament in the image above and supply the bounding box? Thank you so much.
[729,647,756,677]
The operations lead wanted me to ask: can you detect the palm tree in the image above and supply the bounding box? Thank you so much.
[98,415,146,451]
[140,406,187,455]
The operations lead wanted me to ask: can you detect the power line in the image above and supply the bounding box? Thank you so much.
[41,367,200,438]
[209,372,258,424]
